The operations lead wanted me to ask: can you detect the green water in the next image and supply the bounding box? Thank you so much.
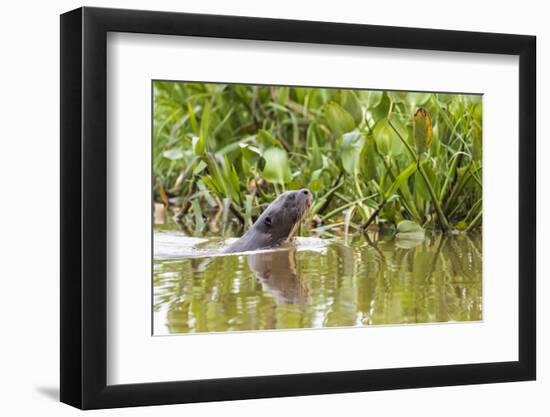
[153,232,482,335]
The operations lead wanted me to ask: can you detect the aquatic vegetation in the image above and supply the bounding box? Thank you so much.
[153,233,482,334]
[153,82,482,237]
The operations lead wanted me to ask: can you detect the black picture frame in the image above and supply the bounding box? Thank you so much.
[60,6,536,410]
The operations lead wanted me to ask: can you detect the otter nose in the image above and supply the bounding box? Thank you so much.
[301,189,312,206]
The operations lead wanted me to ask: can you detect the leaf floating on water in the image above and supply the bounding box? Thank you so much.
[396,220,425,241]
[413,107,433,156]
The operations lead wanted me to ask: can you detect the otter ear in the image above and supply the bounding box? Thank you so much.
[264,216,272,227]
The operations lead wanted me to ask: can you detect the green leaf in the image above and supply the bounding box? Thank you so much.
[306,123,323,170]
[225,156,241,199]
[368,93,390,123]
[431,122,443,157]
[406,92,432,107]
[324,101,356,136]
[361,134,378,181]
[437,93,454,104]
[200,176,220,196]
[239,144,261,177]
[202,153,242,204]
[472,103,483,161]
[262,147,292,184]
[387,91,408,104]
[258,129,284,148]
[276,87,290,105]
[340,130,365,176]
[196,101,211,155]
[187,102,199,136]
[465,94,482,105]
[191,199,205,233]
[192,136,204,155]
[384,163,417,200]
[396,220,425,240]
[162,148,185,160]
[365,91,384,109]
[193,160,207,175]
[373,118,405,156]
[340,91,363,126]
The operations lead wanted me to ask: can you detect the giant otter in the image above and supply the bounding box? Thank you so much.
[224,189,312,253]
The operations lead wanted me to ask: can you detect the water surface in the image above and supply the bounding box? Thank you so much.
[153,231,482,335]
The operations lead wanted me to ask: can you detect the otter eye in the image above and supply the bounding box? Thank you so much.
[264,216,272,227]
[302,190,309,195]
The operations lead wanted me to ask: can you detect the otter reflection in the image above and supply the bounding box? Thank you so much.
[247,248,309,305]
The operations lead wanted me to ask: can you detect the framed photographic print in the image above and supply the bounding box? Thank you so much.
[60,6,536,409]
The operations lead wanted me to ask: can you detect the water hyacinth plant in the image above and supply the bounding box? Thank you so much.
[153,81,482,238]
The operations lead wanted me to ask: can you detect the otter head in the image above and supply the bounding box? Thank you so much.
[252,188,312,247]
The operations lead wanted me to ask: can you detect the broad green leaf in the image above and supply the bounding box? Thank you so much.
[262,147,292,184]
[373,118,405,156]
[340,130,365,176]
[340,91,363,125]
[365,91,384,109]
[368,93,390,123]
[324,101,356,136]
[396,220,425,240]
[406,92,431,107]
[360,134,378,181]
